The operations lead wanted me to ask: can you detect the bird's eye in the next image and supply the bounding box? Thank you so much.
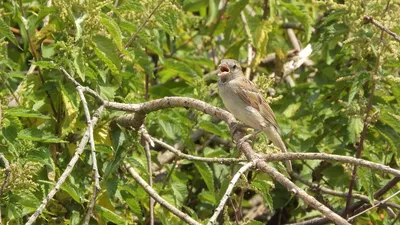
[233,65,237,70]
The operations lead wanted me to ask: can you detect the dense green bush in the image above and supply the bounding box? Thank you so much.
[1,0,400,224]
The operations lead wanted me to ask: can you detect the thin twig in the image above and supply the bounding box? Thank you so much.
[207,162,254,225]
[348,190,400,221]
[363,15,400,43]
[25,106,104,225]
[151,137,243,164]
[124,162,201,225]
[290,176,400,225]
[0,153,11,225]
[291,172,400,210]
[140,126,154,225]
[77,87,101,225]
[124,0,164,49]
[18,0,57,117]
[344,0,391,217]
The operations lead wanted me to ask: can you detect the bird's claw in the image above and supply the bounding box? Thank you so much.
[230,122,248,136]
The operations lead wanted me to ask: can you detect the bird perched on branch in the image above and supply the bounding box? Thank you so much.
[217,59,292,172]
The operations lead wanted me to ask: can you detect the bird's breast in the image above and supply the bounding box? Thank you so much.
[218,82,265,130]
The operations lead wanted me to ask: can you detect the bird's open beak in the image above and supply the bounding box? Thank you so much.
[218,64,230,77]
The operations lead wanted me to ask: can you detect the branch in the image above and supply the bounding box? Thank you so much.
[18,0,57,117]
[262,153,400,177]
[207,162,254,225]
[124,0,164,49]
[363,16,400,43]
[291,172,400,210]
[289,173,400,225]
[140,126,155,225]
[345,0,391,216]
[0,153,11,225]
[25,106,104,225]
[151,137,243,164]
[77,87,101,225]
[348,190,400,221]
[124,162,201,225]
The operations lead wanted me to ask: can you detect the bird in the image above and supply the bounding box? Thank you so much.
[217,59,292,172]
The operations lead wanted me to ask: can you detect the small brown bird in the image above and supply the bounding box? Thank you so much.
[218,59,292,171]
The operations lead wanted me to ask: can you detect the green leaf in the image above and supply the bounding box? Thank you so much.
[93,35,120,75]
[280,2,313,41]
[249,19,272,66]
[347,117,363,144]
[158,59,200,84]
[2,125,18,142]
[375,124,400,154]
[252,180,274,211]
[96,205,127,224]
[283,103,302,118]
[348,72,369,104]
[100,13,124,51]
[18,128,67,143]
[27,146,53,167]
[358,168,375,204]
[206,0,217,26]
[183,0,208,11]
[70,211,81,225]
[0,18,19,47]
[194,162,215,193]
[198,190,216,204]
[198,121,228,138]
[6,108,51,119]
[380,111,400,133]
[31,61,58,69]
[156,10,179,36]
[120,191,142,218]
[61,181,83,203]
[171,182,188,207]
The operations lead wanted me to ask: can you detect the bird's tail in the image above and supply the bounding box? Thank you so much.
[263,126,293,172]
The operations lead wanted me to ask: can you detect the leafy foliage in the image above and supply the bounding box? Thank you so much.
[1,0,400,224]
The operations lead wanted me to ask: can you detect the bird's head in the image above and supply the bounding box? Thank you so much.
[218,59,243,81]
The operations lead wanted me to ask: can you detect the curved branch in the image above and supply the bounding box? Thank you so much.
[151,137,243,164]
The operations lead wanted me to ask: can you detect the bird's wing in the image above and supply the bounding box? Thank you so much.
[233,77,279,130]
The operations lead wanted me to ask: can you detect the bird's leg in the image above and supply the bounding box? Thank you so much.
[230,122,251,137]
[237,130,262,148]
